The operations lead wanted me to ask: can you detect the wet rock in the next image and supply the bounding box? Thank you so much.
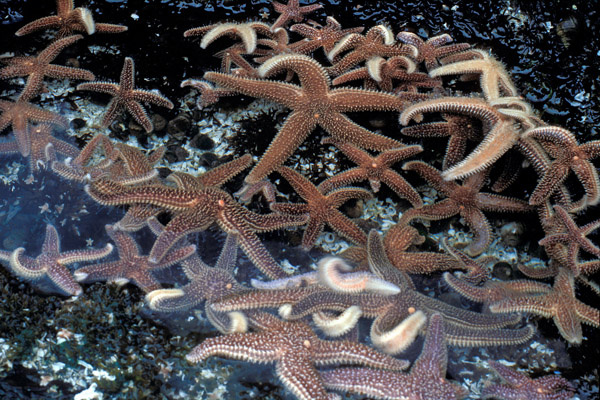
[167,114,192,140]
[70,118,86,130]
[190,133,215,150]
[152,113,168,132]
[198,152,219,168]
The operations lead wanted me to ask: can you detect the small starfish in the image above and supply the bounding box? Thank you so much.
[0,98,68,157]
[74,224,196,293]
[523,125,600,207]
[77,57,174,132]
[186,311,408,400]
[272,166,373,249]
[482,360,575,400]
[271,0,323,31]
[0,35,94,101]
[429,49,518,100]
[400,161,532,256]
[0,224,113,296]
[15,0,127,39]
[538,205,600,277]
[321,314,469,400]
[204,54,406,186]
[319,138,423,207]
[184,21,271,54]
[400,96,523,181]
[401,113,482,170]
[396,31,471,71]
[489,267,600,344]
[0,123,79,174]
[327,25,418,76]
[290,16,364,55]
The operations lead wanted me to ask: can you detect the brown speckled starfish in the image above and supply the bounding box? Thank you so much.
[271,0,323,31]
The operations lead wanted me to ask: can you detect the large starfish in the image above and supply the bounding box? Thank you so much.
[523,125,600,207]
[321,313,468,400]
[0,224,113,296]
[0,34,94,101]
[489,267,600,344]
[318,138,423,207]
[77,57,174,132]
[74,224,196,293]
[15,0,127,39]
[0,98,68,157]
[204,54,407,187]
[272,166,373,249]
[399,161,532,256]
[482,360,575,400]
[270,0,323,31]
[186,311,408,400]
[400,96,528,181]
[84,172,307,279]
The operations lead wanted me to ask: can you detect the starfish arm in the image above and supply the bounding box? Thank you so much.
[380,169,423,207]
[378,145,424,166]
[400,199,460,224]
[186,332,280,364]
[270,202,311,215]
[196,154,252,188]
[154,244,196,269]
[402,160,455,194]
[124,99,153,132]
[330,88,406,112]
[9,249,44,279]
[58,244,114,265]
[130,89,174,108]
[443,134,469,169]
[203,71,301,108]
[38,34,83,64]
[300,219,326,249]
[322,138,373,165]
[277,165,323,200]
[236,229,288,279]
[322,368,414,399]
[572,159,600,206]
[327,187,373,207]
[528,163,570,205]
[246,111,316,184]
[0,59,37,78]
[460,207,492,256]
[77,81,119,96]
[317,168,367,193]
[276,355,333,400]
[580,140,600,159]
[74,261,125,283]
[201,23,258,53]
[41,224,61,254]
[576,302,600,327]
[476,193,532,213]
[44,64,95,81]
[411,313,446,376]
[150,210,214,263]
[15,16,62,36]
[524,126,578,147]
[146,283,205,312]
[94,23,128,34]
[48,137,80,159]
[242,211,308,232]
[258,54,330,96]
[320,112,402,151]
[400,97,500,126]
[327,209,368,246]
[314,340,409,371]
[389,252,459,274]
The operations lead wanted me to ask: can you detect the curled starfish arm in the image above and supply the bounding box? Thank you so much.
[460,206,492,256]
[259,54,329,95]
[58,245,114,265]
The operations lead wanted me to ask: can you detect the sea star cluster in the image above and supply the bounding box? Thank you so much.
[0,1,598,399]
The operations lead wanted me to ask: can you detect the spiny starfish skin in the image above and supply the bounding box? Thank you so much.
[74,224,196,293]
[186,311,408,400]
[400,96,523,181]
[321,313,469,400]
[482,360,575,400]
[489,267,600,344]
[290,16,364,55]
[272,165,373,249]
[77,57,174,132]
[396,31,471,71]
[271,0,323,31]
[0,224,113,296]
[204,53,407,186]
[319,138,423,207]
[400,161,532,256]
[0,34,94,101]
[15,0,127,39]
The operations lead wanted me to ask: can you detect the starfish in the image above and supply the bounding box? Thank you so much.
[204,54,406,186]
[74,224,196,293]
[321,313,469,400]
[271,166,373,249]
[538,205,600,277]
[327,25,418,76]
[15,0,128,39]
[290,16,364,56]
[270,0,323,31]
[0,98,68,157]
[331,55,438,92]
[77,57,174,132]
[489,267,600,344]
[482,360,575,400]
[429,49,518,100]
[401,113,482,170]
[400,96,524,181]
[318,138,423,206]
[184,21,271,54]
[0,224,113,296]
[186,311,408,400]
[523,125,600,207]
[145,231,247,333]
[396,31,471,71]
[180,79,238,109]
[0,34,94,101]
[84,174,307,279]
[0,123,79,174]
[399,161,532,256]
